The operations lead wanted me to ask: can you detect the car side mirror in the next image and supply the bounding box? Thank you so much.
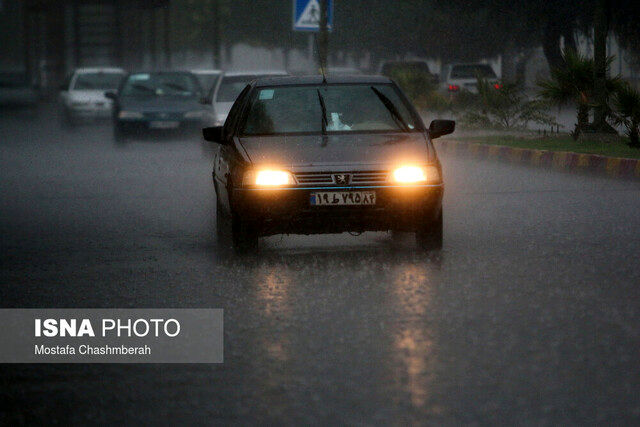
[428,119,455,139]
[202,126,225,144]
[104,90,117,100]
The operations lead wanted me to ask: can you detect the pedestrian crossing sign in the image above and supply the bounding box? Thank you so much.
[293,0,333,32]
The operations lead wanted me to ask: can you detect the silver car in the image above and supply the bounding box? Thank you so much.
[208,70,287,126]
[59,67,126,125]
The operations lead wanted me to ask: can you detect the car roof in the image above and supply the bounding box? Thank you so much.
[74,67,125,73]
[222,70,288,78]
[127,71,198,75]
[191,69,222,74]
[327,67,362,72]
[253,74,392,87]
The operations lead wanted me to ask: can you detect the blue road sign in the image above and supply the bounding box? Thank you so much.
[293,0,333,32]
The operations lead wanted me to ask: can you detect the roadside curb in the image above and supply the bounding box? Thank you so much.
[435,139,640,179]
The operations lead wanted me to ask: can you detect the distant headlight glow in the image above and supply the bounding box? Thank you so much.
[244,170,296,187]
[392,165,439,184]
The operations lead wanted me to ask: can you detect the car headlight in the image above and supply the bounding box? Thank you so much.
[243,169,296,187]
[184,110,207,119]
[391,165,439,184]
[118,111,143,119]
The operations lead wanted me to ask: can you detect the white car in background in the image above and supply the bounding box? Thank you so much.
[59,67,126,125]
[209,70,287,126]
[441,63,500,94]
[190,69,223,95]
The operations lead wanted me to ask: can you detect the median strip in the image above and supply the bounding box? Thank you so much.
[436,138,640,179]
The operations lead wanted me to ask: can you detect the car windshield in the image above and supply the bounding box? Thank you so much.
[450,64,496,79]
[121,73,201,97]
[72,72,124,90]
[240,84,420,136]
[217,75,282,103]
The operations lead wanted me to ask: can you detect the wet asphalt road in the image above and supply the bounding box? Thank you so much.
[1,107,639,425]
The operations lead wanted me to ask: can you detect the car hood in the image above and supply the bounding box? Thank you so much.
[120,96,203,112]
[238,133,431,168]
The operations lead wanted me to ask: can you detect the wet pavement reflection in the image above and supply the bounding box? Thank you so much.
[1,106,639,423]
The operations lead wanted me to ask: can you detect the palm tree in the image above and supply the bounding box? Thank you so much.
[538,50,619,139]
[611,83,640,148]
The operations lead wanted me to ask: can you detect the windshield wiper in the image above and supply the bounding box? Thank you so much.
[316,89,328,135]
[370,86,410,132]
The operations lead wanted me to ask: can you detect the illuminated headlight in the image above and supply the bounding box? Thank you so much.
[391,165,439,184]
[243,169,296,187]
[118,111,143,119]
[184,110,207,119]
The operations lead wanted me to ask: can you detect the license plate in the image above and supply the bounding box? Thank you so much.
[149,121,179,129]
[310,191,376,206]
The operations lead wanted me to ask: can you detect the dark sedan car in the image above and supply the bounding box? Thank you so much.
[203,75,453,253]
[106,71,211,141]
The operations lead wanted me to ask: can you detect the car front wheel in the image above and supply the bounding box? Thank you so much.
[416,210,443,251]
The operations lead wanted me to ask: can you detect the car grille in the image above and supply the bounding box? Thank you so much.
[294,171,389,185]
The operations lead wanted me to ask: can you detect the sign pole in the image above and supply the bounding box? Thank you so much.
[318,0,328,72]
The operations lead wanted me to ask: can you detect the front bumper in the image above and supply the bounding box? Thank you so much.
[68,106,112,119]
[232,184,443,236]
[116,118,205,133]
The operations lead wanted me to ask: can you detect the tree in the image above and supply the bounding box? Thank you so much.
[611,83,640,147]
[592,0,610,131]
[538,50,619,138]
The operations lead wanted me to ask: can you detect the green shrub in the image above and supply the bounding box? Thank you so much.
[460,78,557,130]
[611,82,640,148]
[415,91,451,113]
[537,50,620,138]
[389,68,436,106]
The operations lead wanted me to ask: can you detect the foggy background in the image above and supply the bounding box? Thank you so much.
[2,0,640,94]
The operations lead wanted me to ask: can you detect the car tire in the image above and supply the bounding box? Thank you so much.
[416,210,443,251]
[231,213,258,254]
[215,196,231,242]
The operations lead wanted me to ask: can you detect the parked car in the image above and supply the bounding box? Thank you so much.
[191,69,223,94]
[202,75,453,253]
[59,67,126,125]
[441,63,500,94]
[378,60,439,85]
[0,71,38,108]
[208,70,287,126]
[106,71,211,141]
